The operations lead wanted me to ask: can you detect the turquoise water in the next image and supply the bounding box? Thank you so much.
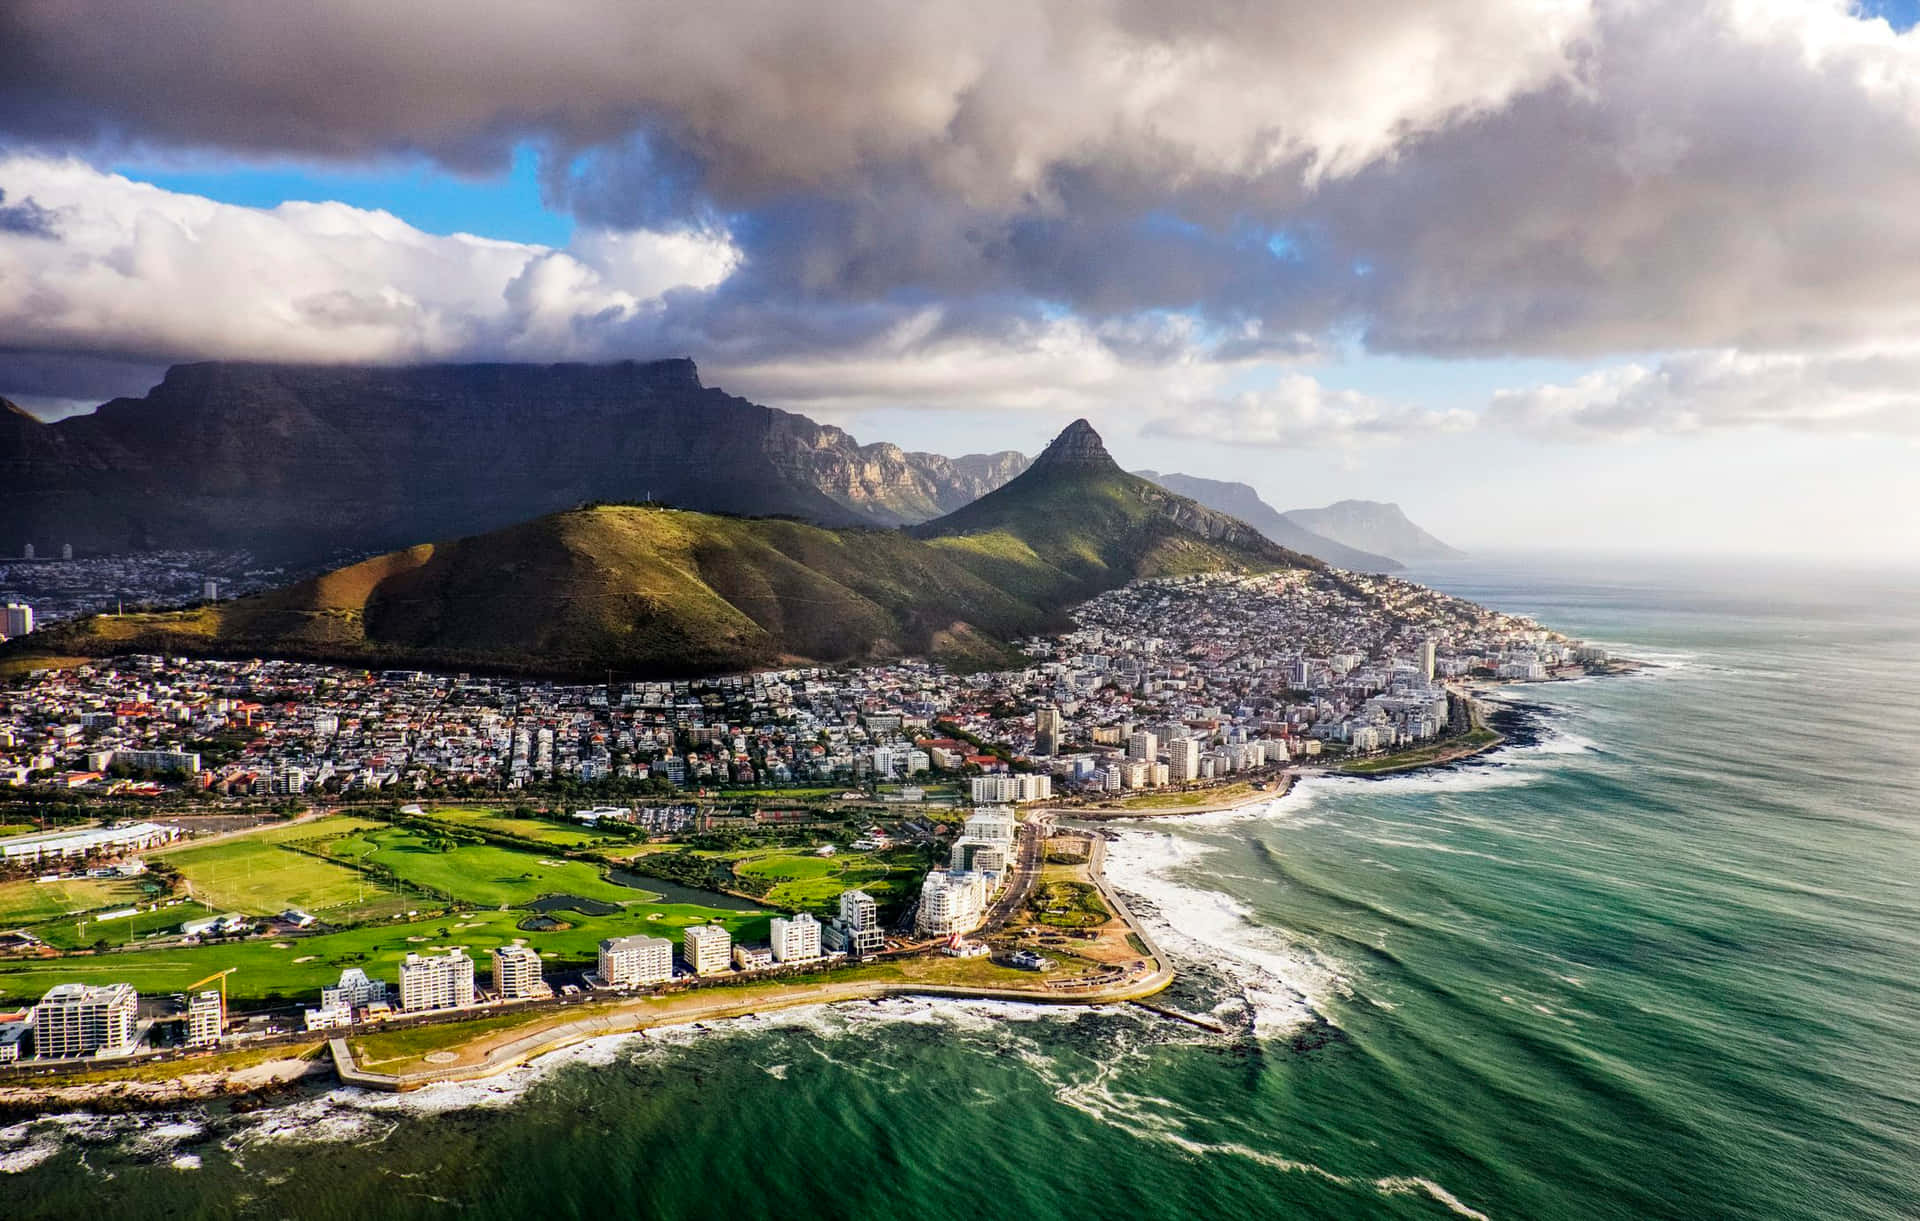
[6,556,1918,1219]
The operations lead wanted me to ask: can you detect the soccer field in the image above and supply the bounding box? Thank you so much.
[164,836,390,918]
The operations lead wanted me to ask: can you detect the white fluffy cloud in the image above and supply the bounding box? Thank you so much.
[1486,348,1920,438]
[0,156,737,367]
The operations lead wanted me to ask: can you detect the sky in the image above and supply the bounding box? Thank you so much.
[3,0,1919,560]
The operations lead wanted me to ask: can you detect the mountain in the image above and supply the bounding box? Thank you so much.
[14,422,1310,678]
[0,360,1029,560]
[914,421,1321,603]
[1133,471,1403,571]
[1282,500,1466,564]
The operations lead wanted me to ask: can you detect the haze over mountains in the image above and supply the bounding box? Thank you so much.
[16,420,1315,677]
[0,360,1028,560]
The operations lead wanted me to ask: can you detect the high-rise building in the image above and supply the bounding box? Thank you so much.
[950,839,1010,874]
[770,912,823,963]
[683,924,732,975]
[1034,704,1064,756]
[963,808,1017,843]
[1,603,33,639]
[32,982,138,1059]
[1419,639,1437,684]
[599,935,674,987]
[915,870,989,937]
[490,944,549,999]
[203,579,220,602]
[835,889,885,958]
[1167,737,1200,782]
[20,543,32,561]
[398,949,475,1011]
[60,543,72,561]
[1127,731,1158,762]
[186,989,223,1048]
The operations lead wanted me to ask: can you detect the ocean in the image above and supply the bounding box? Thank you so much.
[5,555,1918,1220]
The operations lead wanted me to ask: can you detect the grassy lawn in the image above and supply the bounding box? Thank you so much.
[0,875,153,926]
[1028,880,1109,929]
[347,1011,545,1068]
[35,898,219,950]
[729,846,921,912]
[0,817,783,1007]
[415,807,605,849]
[1114,782,1254,810]
[162,836,376,917]
[325,825,643,909]
[0,896,771,1006]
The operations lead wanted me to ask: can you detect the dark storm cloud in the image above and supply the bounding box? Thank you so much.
[8,0,1920,437]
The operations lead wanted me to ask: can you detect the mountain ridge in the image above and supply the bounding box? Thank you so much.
[14,421,1309,678]
[0,359,1030,559]
[1134,470,1404,570]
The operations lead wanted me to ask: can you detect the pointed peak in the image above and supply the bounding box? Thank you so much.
[1030,418,1116,472]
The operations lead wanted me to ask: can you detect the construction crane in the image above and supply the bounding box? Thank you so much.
[186,967,238,1020]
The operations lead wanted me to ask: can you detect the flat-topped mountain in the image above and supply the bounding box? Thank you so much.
[1135,470,1403,570]
[16,421,1309,677]
[1282,500,1466,565]
[0,360,1029,559]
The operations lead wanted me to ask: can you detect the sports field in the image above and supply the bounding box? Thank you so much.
[0,875,152,927]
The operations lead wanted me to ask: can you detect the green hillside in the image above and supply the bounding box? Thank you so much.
[10,421,1313,677]
[914,418,1321,600]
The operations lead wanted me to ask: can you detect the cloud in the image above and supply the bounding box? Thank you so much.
[1487,349,1920,438]
[0,189,57,237]
[1143,374,1474,448]
[8,0,1920,446]
[0,156,737,368]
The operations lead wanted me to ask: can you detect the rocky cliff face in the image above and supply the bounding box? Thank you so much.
[0,361,1030,558]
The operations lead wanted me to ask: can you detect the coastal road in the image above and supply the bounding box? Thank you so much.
[983,812,1051,931]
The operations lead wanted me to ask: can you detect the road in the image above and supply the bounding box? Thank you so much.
[982,811,1050,931]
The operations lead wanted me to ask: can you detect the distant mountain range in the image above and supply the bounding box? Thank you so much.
[15,421,1312,677]
[0,360,1029,560]
[1133,471,1402,569]
[1135,471,1462,568]
[1281,499,1466,565]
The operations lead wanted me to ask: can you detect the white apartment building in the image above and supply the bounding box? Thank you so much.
[399,949,475,1012]
[1,602,33,639]
[770,912,822,963]
[186,989,223,1048]
[963,808,1017,844]
[683,924,733,975]
[916,869,989,937]
[598,935,673,987]
[490,944,549,1000]
[970,774,1018,804]
[32,982,138,1059]
[950,839,1010,874]
[1014,773,1052,803]
[1127,731,1159,762]
[835,889,885,958]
